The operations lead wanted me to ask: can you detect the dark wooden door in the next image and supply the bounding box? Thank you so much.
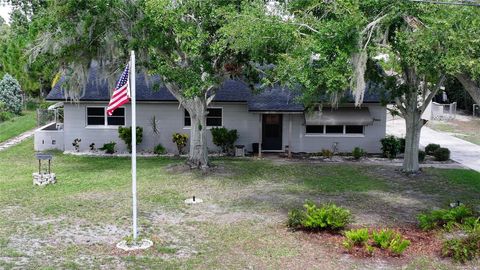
[262,114,283,151]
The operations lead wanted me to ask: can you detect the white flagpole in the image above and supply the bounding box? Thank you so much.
[130,50,138,240]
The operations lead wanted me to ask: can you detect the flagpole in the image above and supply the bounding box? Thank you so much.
[130,50,138,240]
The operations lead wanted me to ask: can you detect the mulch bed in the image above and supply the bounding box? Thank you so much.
[296,225,442,260]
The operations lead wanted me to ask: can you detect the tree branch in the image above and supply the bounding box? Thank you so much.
[394,96,408,116]
[420,74,446,112]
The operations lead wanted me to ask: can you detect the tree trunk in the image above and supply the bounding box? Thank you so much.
[456,73,480,106]
[403,111,423,173]
[184,97,209,170]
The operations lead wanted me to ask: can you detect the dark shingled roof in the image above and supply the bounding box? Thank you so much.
[47,70,381,111]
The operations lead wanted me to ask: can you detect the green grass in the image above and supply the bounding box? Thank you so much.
[1,139,480,269]
[0,110,36,143]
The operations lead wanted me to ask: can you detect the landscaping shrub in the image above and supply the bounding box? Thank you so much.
[25,100,39,110]
[398,137,406,153]
[321,149,334,159]
[72,138,81,152]
[343,228,369,249]
[118,126,143,152]
[425,143,441,155]
[100,142,116,154]
[418,205,475,231]
[343,228,411,256]
[210,127,238,154]
[287,208,306,229]
[287,202,351,231]
[172,133,188,155]
[352,147,365,160]
[0,102,13,122]
[0,111,13,122]
[442,232,480,263]
[433,147,450,161]
[153,144,167,155]
[418,150,426,163]
[389,236,411,256]
[302,202,351,230]
[0,74,23,115]
[462,217,480,233]
[380,136,401,159]
[372,229,397,249]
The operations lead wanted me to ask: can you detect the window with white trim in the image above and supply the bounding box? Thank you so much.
[86,107,125,126]
[184,108,222,127]
[305,125,364,135]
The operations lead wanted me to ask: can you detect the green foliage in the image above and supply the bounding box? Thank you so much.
[0,102,13,122]
[418,150,426,163]
[0,111,13,122]
[172,133,188,155]
[210,127,238,154]
[380,136,401,159]
[153,144,167,155]
[398,138,406,153]
[434,147,450,161]
[287,202,351,231]
[343,228,410,256]
[372,229,397,249]
[462,217,480,233]
[442,232,480,263]
[343,228,369,248]
[223,0,365,106]
[372,229,410,255]
[352,147,365,160]
[118,127,143,152]
[302,202,351,231]
[425,143,441,155]
[389,237,411,256]
[287,208,306,229]
[72,138,81,152]
[321,149,334,159]
[0,20,54,96]
[418,205,475,231]
[99,142,116,154]
[0,74,22,115]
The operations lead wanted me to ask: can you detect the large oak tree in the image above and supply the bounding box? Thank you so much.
[28,0,277,169]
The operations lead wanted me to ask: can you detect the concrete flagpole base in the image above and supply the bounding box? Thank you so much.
[116,238,153,251]
[184,196,203,204]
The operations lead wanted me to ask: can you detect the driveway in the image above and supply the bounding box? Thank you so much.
[387,117,480,172]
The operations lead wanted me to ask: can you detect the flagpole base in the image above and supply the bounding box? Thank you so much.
[116,238,153,251]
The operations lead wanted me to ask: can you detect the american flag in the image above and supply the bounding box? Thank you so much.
[107,64,130,116]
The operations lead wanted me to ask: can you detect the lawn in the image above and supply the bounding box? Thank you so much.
[0,139,479,269]
[0,110,36,143]
[427,117,480,146]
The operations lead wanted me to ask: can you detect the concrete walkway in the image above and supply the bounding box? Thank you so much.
[387,117,480,172]
[0,129,36,152]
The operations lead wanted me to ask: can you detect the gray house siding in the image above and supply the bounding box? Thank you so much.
[58,102,385,154]
[280,104,386,153]
[62,102,261,153]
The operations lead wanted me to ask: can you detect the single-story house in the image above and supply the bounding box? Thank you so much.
[34,71,387,154]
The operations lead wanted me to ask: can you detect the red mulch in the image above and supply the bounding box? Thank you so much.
[296,225,442,260]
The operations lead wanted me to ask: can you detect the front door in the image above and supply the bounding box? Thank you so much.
[262,114,283,151]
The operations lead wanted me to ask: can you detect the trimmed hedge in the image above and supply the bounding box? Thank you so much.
[425,143,441,155]
[434,147,450,161]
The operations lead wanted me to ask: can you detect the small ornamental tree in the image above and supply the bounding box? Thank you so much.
[0,74,23,114]
[172,133,188,155]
